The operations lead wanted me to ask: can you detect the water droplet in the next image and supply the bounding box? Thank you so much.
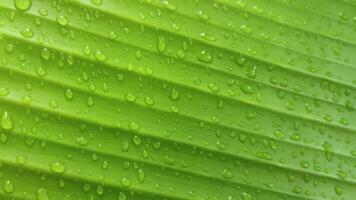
[129,121,140,131]
[0,88,9,96]
[144,96,154,106]
[246,65,257,79]
[121,141,129,152]
[208,82,219,92]
[76,136,88,146]
[35,67,47,77]
[169,88,179,100]
[56,15,68,26]
[162,1,176,10]
[335,185,343,195]
[240,82,254,94]
[241,192,252,200]
[37,188,49,200]
[40,48,51,60]
[96,185,104,196]
[216,141,226,150]
[197,10,209,21]
[94,50,107,62]
[125,93,136,102]
[132,135,141,145]
[82,45,92,56]
[322,142,334,161]
[240,24,252,34]
[50,161,66,174]
[1,112,14,130]
[157,36,166,52]
[49,100,59,108]
[197,50,213,63]
[87,97,94,107]
[3,180,14,193]
[118,192,127,200]
[121,177,131,187]
[65,89,73,100]
[91,0,102,5]
[138,169,145,183]
[20,27,34,38]
[222,169,232,179]
[164,155,175,165]
[200,32,216,42]
[38,8,48,16]
[14,0,32,11]
[16,155,27,165]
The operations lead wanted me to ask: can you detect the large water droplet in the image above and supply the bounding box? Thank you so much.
[14,0,32,11]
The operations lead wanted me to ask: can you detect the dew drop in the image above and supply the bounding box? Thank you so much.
[125,93,136,102]
[65,89,73,100]
[0,88,9,96]
[37,188,49,200]
[50,161,66,174]
[138,168,145,183]
[197,50,213,63]
[14,0,32,11]
[56,15,69,26]
[94,50,107,62]
[91,0,102,5]
[20,27,34,38]
[3,180,14,193]
[157,36,166,52]
[121,177,131,187]
[1,112,14,130]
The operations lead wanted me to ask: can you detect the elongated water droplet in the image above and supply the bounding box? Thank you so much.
[157,36,166,52]
[1,112,14,130]
[138,168,145,183]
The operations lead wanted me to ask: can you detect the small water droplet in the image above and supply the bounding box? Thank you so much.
[40,48,51,60]
[197,50,213,63]
[157,36,166,52]
[0,88,9,96]
[56,15,69,26]
[91,0,102,5]
[37,188,49,200]
[3,180,14,193]
[121,177,131,187]
[50,161,66,174]
[65,89,73,100]
[125,93,136,102]
[20,27,34,38]
[94,50,107,62]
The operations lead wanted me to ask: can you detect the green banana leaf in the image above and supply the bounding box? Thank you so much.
[0,0,355,199]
